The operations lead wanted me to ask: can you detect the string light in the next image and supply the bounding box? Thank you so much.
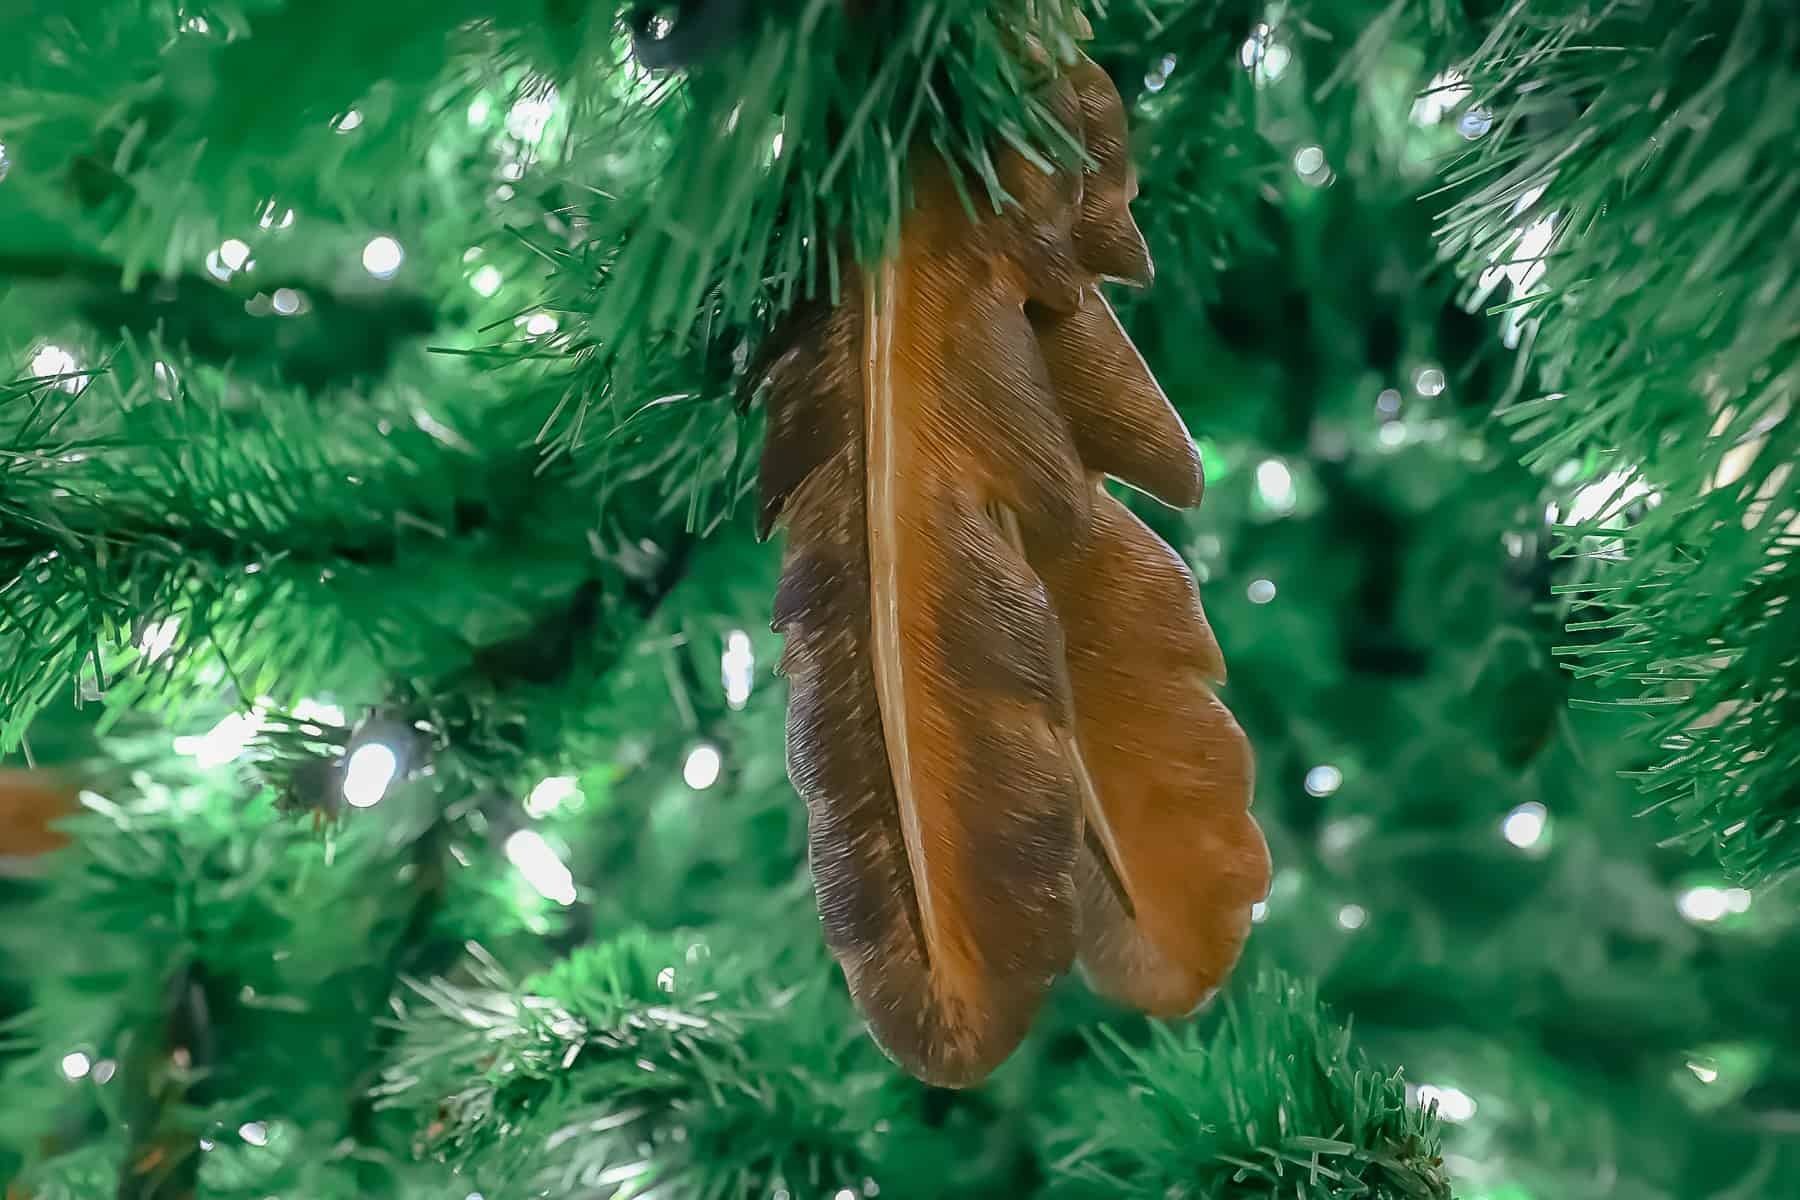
[362,236,404,279]
[1293,145,1329,186]
[1410,70,1471,126]
[272,288,304,316]
[1247,578,1277,604]
[1415,1084,1478,1122]
[1687,1059,1719,1084]
[342,742,399,808]
[519,312,559,337]
[1414,367,1446,397]
[506,90,559,143]
[1501,801,1548,849]
[469,265,503,297]
[173,709,267,768]
[1255,459,1297,514]
[1677,885,1752,923]
[29,344,85,393]
[60,1052,91,1080]
[1337,903,1368,930]
[684,744,723,790]
[506,830,576,905]
[1567,469,1654,526]
[333,108,364,132]
[137,617,181,664]
[1376,388,1403,418]
[1250,900,1270,923]
[656,966,675,992]
[722,630,755,709]
[1304,764,1342,797]
[526,775,581,818]
[238,1122,269,1146]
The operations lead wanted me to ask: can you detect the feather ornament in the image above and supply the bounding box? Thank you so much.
[758,51,1269,1086]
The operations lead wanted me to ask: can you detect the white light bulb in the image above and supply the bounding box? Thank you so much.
[522,311,559,337]
[137,617,181,664]
[1687,1060,1719,1084]
[1725,887,1753,914]
[1414,367,1446,397]
[1247,578,1277,605]
[505,830,576,905]
[362,236,404,279]
[218,239,252,272]
[722,629,755,709]
[1501,801,1548,849]
[1677,885,1733,923]
[335,108,364,132]
[526,775,581,818]
[1304,764,1342,797]
[272,288,303,316]
[1255,458,1297,513]
[1250,900,1270,923]
[238,1122,268,1146]
[506,91,559,143]
[469,265,503,297]
[1410,70,1471,126]
[30,344,85,394]
[1415,1084,1477,1122]
[683,743,722,790]
[1337,903,1367,930]
[172,709,267,769]
[1293,145,1326,181]
[60,1052,91,1080]
[342,743,399,808]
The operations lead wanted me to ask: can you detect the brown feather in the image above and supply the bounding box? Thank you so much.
[761,152,1090,1087]
[760,47,1266,1085]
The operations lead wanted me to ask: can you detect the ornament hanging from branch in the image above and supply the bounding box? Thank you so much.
[757,48,1269,1087]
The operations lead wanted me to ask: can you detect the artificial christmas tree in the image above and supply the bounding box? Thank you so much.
[2,2,1794,1198]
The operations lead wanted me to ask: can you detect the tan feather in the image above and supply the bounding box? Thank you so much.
[760,148,1095,1087]
[759,48,1266,1085]
[1030,56,1269,1016]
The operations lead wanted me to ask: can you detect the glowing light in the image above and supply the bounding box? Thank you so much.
[1417,1084,1477,1122]
[506,90,559,143]
[257,202,294,230]
[218,241,250,277]
[1411,70,1471,126]
[470,265,503,297]
[238,1122,268,1146]
[1256,458,1297,513]
[1502,801,1547,849]
[1678,885,1752,923]
[173,709,266,768]
[137,617,181,664]
[526,775,581,818]
[292,697,346,725]
[1458,108,1494,139]
[520,311,559,337]
[362,236,404,279]
[1378,422,1407,448]
[1377,388,1403,417]
[1304,764,1342,797]
[1414,367,1446,397]
[1687,1060,1719,1084]
[1250,901,1269,923]
[30,344,85,393]
[334,108,364,132]
[1568,469,1653,526]
[342,743,399,809]
[1337,904,1368,930]
[505,829,576,905]
[272,288,303,316]
[657,966,675,992]
[836,1191,856,1200]
[1247,578,1277,605]
[1293,145,1328,184]
[468,95,493,126]
[722,629,755,709]
[92,1059,116,1084]
[683,743,722,790]
[60,1052,91,1080]
[770,131,785,158]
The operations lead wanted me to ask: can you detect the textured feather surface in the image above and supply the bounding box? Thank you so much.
[759,49,1266,1085]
